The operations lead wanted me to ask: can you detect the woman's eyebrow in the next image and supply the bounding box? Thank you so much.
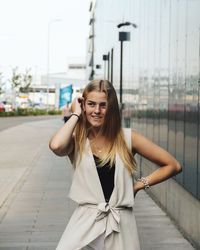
[87,100,107,104]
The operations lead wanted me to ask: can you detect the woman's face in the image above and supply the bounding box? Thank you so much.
[84,91,107,128]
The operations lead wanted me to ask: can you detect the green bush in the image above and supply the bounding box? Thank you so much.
[48,109,62,115]
[0,108,62,117]
[16,108,29,116]
[32,109,48,115]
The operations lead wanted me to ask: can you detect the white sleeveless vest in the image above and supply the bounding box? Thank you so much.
[56,128,140,250]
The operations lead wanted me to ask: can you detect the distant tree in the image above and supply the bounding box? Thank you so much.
[10,67,33,109]
[19,68,33,93]
[11,67,32,93]
[11,67,23,92]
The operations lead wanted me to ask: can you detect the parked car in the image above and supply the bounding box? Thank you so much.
[0,103,5,112]
[19,102,29,109]
[33,103,46,109]
[2,102,13,112]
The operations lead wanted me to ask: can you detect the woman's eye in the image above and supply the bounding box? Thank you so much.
[100,104,107,108]
[88,103,95,106]
[87,102,106,108]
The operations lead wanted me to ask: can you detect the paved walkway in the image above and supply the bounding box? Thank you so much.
[0,115,61,132]
[0,119,195,250]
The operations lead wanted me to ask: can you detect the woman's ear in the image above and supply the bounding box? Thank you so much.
[82,102,86,112]
[81,98,86,112]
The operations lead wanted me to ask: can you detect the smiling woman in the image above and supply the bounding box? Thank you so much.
[49,79,181,250]
[84,91,107,128]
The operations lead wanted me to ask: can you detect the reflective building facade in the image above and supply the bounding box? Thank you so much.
[87,0,200,247]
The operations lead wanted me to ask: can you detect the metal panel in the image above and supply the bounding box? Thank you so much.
[183,1,199,196]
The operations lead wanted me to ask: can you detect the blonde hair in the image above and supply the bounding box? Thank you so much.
[74,79,137,175]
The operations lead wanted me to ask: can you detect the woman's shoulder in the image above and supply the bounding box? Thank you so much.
[122,128,132,150]
[122,127,137,136]
[122,127,139,153]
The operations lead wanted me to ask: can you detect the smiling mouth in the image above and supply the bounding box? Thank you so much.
[91,116,101,119]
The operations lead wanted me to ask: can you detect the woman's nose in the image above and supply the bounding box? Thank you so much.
[94,104,100,113]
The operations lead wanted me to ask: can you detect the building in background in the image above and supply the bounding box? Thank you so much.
[0,63,86,110]
[31,63,86,109]
[87,0,200,248]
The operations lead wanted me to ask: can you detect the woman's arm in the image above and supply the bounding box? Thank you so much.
[49,98,82,157]
[132,130,182,195]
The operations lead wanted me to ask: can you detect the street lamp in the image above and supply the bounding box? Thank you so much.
[117,22,137,115]
[102,54,109,80]
[46,19,61,110]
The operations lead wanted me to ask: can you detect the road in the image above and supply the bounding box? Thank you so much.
[0,115,62,132]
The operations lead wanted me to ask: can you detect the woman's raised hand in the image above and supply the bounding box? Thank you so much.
[71,97,84,116]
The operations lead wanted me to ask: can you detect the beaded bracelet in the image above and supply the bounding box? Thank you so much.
[137,177,150,190]
[70,113,80,120]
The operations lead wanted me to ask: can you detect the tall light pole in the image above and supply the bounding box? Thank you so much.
[117,22,137,115]
[46,19,61,110]
[102,54,109,80]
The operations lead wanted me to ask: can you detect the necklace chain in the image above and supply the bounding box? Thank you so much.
[90,137,104,154]
[93,144,102,153]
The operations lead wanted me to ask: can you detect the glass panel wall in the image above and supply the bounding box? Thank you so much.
[159,0,170,151]
[184,1,199,196]
[91,0,200,200]
[174,0,187,184]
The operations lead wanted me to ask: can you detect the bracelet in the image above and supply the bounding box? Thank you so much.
[70,113,80,120]
[137,177,150,190]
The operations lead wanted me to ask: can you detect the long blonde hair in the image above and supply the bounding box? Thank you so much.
[74,79,137,175]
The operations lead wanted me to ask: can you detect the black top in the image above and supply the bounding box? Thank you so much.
[93,155,115,203]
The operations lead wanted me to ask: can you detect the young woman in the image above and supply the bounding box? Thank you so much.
[49,79,182,250]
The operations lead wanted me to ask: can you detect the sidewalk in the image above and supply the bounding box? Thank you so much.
[0,119,195,250]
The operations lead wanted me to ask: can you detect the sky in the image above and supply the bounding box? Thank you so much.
[0,0,90,83]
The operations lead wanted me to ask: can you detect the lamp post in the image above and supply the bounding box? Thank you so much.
[102,54,109,80]
[46,19,61,110]
[117,22,137,115]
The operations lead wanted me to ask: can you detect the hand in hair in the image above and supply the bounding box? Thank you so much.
[71,97,84,116]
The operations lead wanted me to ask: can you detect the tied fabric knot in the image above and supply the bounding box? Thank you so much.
[95,202,121,237]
